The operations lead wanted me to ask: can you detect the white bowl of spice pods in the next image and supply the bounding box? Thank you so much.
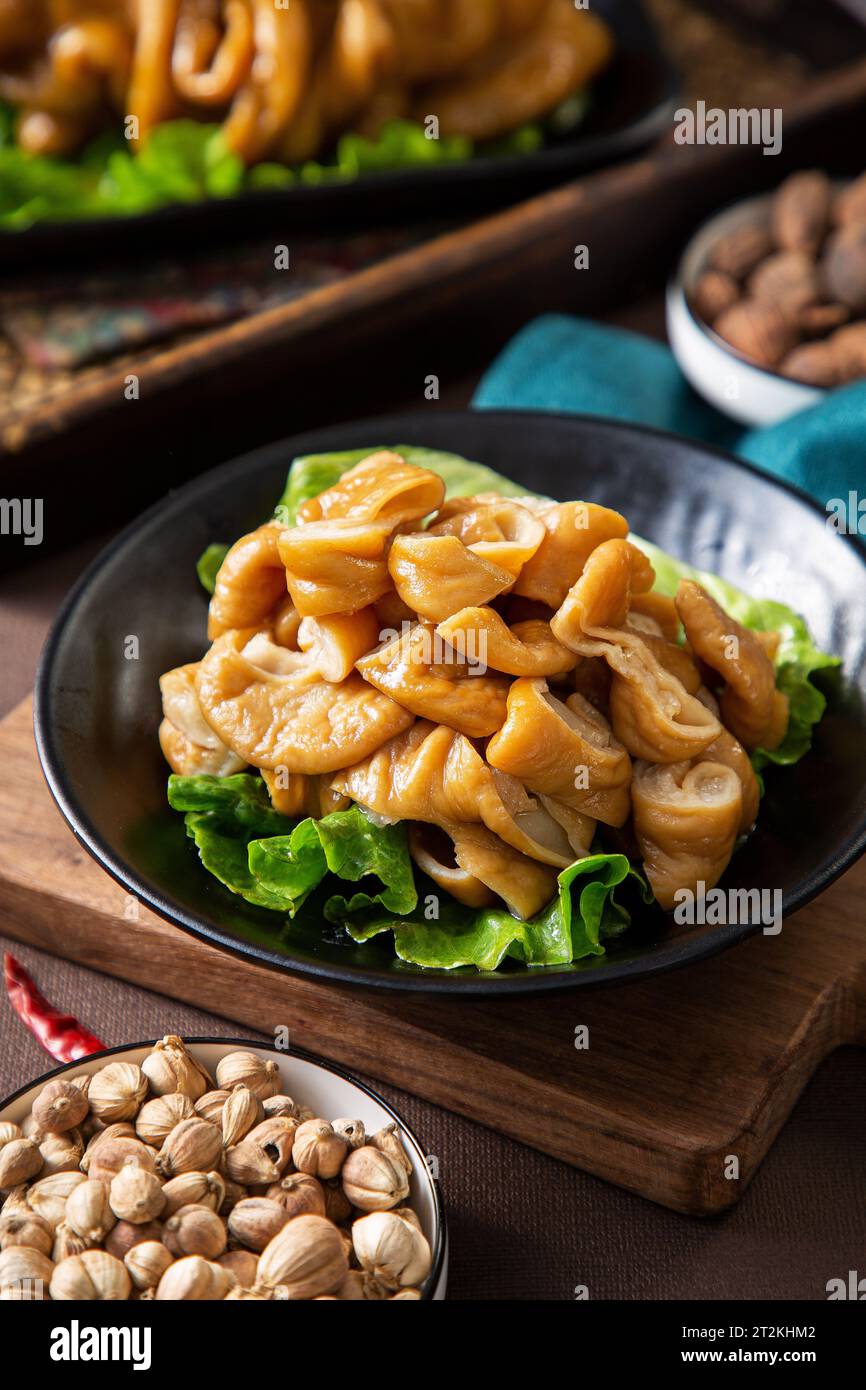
[667,171,866,426]
[0,1036,447,1301]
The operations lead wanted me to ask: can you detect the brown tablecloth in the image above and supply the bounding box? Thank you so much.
[1,510,865,1304]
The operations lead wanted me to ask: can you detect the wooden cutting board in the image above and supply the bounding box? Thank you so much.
[1,697,864,1215]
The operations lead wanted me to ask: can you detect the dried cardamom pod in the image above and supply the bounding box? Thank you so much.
[322,1177,353,1226]
[245,1116,297,1174]
[341,1147,409,1213]
[25,1171,86,1231]
[155,1118,222,1179]
[66,1180,116,1244]
[224,1138,281,1187]
[291,1120,347,1180]
[370,1123,413,1177]
[218,1248,259,1289]
[257,1214,348,1299]
[32,1080,89,1135]
[87,1063,148,1122]
[85,1136,156,1187]
[333,1118,366,1151]
[141,1037,213,1101]
[104,1219,163,1262]
[52,1220,92,1263]
[38,1129,84,1178]
[81,1123,135,1167]
[124,1240,173,1291]
[219,1179,247,1216]
[215,1051,280,1100]
[0,1138,43,1191]
[163,1204,226,1260]
[109,1163,166,1225]
[194,1090,231,1124]
[161,1169,225,1218]
[0,1208,53,1257]
[221,1085,264,1147]
[20,1113,43,1141]
[337,1269,389,1301]
[0,1245,54,1299]
[391,1287,423,1300]
[0,1122,22,1148]
[135,1092,194,1147]
[351,1210,431,1291]
[262,1095,300,1121]
[265,1172,326,1221]
[227,1198,289,1253]
[224,1283,273,1300]
[155,1254,234,1301]
[50,1249,131,1301]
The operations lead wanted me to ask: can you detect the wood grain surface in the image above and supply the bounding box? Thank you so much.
[1,697,863,1215]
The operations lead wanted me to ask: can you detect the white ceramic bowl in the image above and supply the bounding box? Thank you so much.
[0,1037,448,1300]
[667,192,826,427]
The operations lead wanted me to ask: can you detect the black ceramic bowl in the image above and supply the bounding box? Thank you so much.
[35,411,866,995]
[2,0,679,267]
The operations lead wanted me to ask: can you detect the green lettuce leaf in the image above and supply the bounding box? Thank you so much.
[0,109,572,229]
[196,543,230,596]
[167,773,298,910]
[344,854,648,972]
[633,538,839,769]
[251,806,416,919]
[169,778,416,919]
[0,114,244,226]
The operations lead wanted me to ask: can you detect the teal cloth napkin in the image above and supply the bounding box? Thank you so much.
[473,314,866,507]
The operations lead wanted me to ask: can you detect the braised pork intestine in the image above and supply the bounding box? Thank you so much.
[551,540,724,763]
[675,579,789,751]
[0,1,613,162]
[159,450,790,920]
[631,760,743,911]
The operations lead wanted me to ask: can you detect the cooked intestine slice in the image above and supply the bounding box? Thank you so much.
[158,718,247,778]
[387,533,514,622]
[356,621,509,738]
[278,518,393,617]
[261,768,350,820]
[159,663,247,777]
[551,537,655,637]
[436,606,577,678]
[208,523,288,640]
[550,541,722,763]
[486,678,632,827]
[537,795,596,859]
[196,630,412,773]
[295,450,445,527]
[625,622,703,695]
[332,720,576,867]
[608,666,721,763]
[628,590,681,643]
[446,822,559,920]
[693,685,761,834]
[297,608,381,683]
[273,597,302,650]
[408,824,496,910]
[512,501,629,608]
[631,758,743,910]
[675,580,789,750]
[571,655,612,712]
[428,496,545,580]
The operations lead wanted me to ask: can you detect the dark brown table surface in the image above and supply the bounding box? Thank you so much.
[2,306,865,1303]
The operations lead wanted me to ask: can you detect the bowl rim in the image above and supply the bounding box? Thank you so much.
[668,183,851,394]
[33,408,866,996]
[0,1034,447,1301]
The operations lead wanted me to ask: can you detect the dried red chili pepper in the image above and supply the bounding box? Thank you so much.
[3,953,105,1063]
